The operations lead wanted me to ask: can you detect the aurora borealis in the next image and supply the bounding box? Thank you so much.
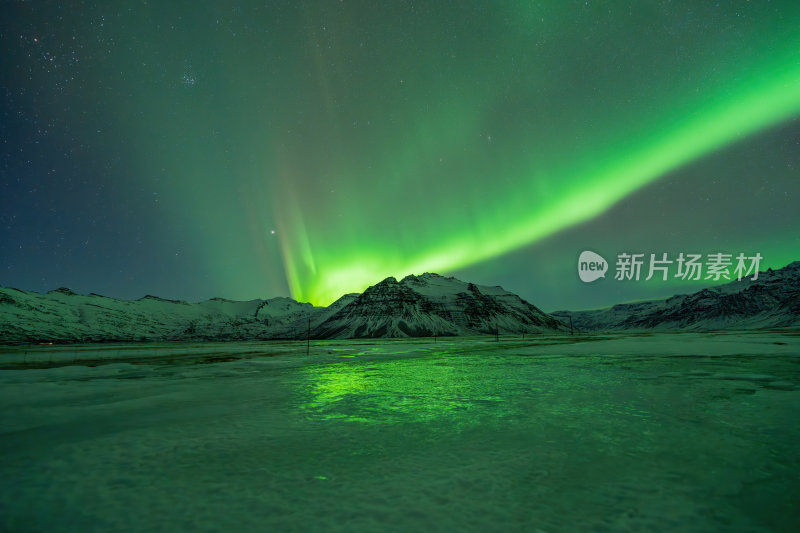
[2,1,800,310]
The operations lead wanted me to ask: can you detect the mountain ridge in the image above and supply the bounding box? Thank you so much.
[552,261,800,331]
[0,272,566,343]
[2,261,799,343]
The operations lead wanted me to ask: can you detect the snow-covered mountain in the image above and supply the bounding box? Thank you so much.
[0,273,566,343]
[0,287,314,343]
[4,261,797,343]
[311,273,566,338]
[552,261,800,331]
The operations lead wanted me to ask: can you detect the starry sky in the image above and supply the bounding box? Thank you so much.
[2,1,799,311]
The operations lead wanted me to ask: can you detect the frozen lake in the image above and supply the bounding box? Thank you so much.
[1,332,798,531]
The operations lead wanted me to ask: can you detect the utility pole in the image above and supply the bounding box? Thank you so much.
[306,318,311,355]
[569,316,574,336]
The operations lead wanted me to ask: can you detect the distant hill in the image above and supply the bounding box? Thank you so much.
[552,261,800,331]
[0,288,314,343]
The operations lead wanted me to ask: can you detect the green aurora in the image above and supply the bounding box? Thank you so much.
[281,59,800,304]
[269,2,800,304]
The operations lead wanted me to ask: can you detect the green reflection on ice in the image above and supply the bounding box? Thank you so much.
[297,356,508,425]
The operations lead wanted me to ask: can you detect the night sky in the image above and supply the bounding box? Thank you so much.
[2,1,799,311]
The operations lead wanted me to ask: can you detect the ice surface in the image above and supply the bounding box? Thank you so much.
[1,332,798,531]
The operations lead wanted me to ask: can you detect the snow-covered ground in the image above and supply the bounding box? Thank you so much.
[1,332,798,531]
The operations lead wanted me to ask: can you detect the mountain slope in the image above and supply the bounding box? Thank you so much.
[552,261,800,331]
[0,288,312,343]
[312,273,566,338]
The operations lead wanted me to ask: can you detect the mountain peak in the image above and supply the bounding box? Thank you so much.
[48,287,76,296]
[401,272,450,284]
